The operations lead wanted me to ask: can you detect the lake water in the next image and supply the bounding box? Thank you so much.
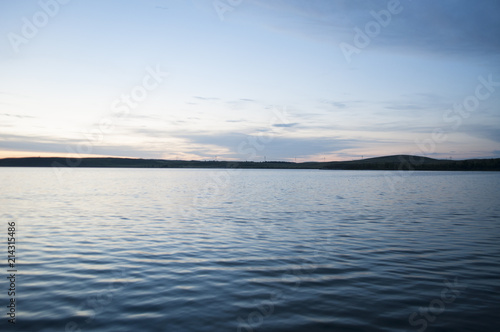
[1,168,499,332]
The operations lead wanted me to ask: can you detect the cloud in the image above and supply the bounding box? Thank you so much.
[249,0,500,58]
[0,133,165,159]
[223,98,262,111]
[384,104,429,111]
[490,150,500,158]
[318,99,372,111]
[178,132,357,160]
[381,93,451,115]
[320,100,348,109]
[123,114,161,120]
[332,102,347,108]
[193,96,220,101]
[460,124,500,143]
[272,123,299,128]
[0,113,35,119]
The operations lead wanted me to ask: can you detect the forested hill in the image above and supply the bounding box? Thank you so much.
[321,155,500,171]
[0,155,499,171]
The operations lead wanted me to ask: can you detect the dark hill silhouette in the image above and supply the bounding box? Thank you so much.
[0,155,499,171]
[322,155,500,171]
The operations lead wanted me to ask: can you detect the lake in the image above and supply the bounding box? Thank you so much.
[1,168,499,332]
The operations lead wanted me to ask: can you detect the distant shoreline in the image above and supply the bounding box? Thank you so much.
[1,155,499,171]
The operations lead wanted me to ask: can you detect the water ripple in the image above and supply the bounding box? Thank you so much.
[1,169,499,331]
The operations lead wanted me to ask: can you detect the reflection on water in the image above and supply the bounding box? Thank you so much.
[1,168,499,331]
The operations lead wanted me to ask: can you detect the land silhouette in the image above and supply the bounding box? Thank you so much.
[0,155,499,171]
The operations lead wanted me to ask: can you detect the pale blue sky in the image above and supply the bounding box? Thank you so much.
[1,0,499,161]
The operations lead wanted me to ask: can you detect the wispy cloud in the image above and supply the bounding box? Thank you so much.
[193,96,220,101]
[273,123,298,128]
[490,150,500,158]
[248,0,500,58]
[0,133,166,159]
[460,124,500,143]
[0,113,35,119]
[1,0,498,161]
[319,100,348,109]
[178,132,357,160]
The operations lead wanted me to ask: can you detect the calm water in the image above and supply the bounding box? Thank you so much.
[1,168,499,332]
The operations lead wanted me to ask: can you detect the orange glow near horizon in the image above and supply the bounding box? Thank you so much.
[0,150,381,162]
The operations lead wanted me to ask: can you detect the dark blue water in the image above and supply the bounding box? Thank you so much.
[1,168,499,332]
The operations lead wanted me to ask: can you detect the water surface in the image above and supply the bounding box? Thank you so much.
[1,168,499,331]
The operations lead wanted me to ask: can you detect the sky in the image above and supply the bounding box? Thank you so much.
[1,0,499,162]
